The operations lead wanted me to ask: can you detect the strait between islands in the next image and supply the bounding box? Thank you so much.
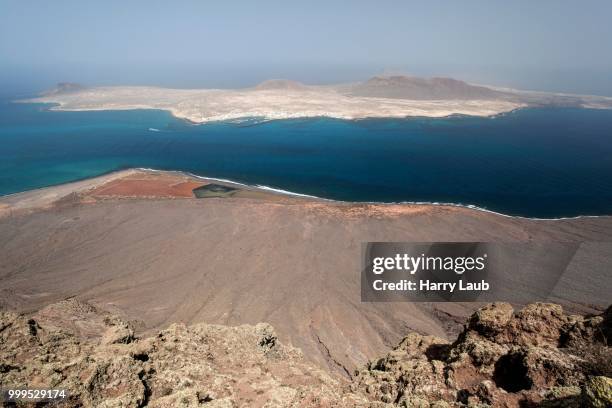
[0,169,611,378]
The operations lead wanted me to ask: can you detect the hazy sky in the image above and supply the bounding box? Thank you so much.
[1,0,611,95]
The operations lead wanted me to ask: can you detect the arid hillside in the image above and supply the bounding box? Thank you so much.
[1,170,611,378]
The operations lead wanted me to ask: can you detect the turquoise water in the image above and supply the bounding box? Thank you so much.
[1,97,612,218]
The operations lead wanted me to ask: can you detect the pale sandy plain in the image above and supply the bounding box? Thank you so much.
[29,85,520,123]
[23,75,610,125]
[1,169,611,377]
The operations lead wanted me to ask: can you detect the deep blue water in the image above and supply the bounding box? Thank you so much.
[1,97,612,218]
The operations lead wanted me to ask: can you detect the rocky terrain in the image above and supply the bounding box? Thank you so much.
[1,300,610,407]
[0,299,369,407]
[353,302,612,407]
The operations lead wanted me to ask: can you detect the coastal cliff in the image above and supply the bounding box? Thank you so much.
[1,301,610,407]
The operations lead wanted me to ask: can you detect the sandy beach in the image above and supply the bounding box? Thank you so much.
[1,169,611,375]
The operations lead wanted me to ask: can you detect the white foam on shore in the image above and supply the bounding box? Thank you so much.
[2,166,607,222]
[135,168,610,221]
[139,168,326,200]
[252,184,323,199]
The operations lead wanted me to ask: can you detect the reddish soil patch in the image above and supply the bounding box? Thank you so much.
[90,179,204,198]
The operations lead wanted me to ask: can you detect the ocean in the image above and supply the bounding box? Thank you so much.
[1,97,612,218]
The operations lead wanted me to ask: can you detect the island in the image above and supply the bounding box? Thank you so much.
[24,75,612,123]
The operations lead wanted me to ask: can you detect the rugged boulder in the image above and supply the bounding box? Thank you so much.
[0,300,376,407]
[355,302,611,407]
[582,376,612,408]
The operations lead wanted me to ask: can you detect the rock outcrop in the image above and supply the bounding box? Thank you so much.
[0,300,373,407]
[354,302,612,407]
[1,301,610,407]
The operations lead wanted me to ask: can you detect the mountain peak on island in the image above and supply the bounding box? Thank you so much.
[350,75,506,100]
[42,82,87,96]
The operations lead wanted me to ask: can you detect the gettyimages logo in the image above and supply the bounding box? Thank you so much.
[361,242,584,302]
[371,252,488,275]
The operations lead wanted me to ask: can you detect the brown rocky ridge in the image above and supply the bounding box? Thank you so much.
[1,300,611,407]
[346,76,506,100]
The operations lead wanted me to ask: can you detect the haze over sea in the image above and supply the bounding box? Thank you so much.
[1,95,612,218]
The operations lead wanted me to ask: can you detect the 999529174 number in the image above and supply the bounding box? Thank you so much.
[2,388,68,402]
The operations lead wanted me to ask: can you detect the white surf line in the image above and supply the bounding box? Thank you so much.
[252,184,324,199]
[0,166,605,222]
[382,200,609,222]
[135,168,611,221]
[139,168,328,200]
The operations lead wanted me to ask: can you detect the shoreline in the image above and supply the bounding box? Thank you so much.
[20,76,612,124]
[25,82,528,123]
[38,101,524,124]
[16,98,529,128]
[2,167,612,221]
